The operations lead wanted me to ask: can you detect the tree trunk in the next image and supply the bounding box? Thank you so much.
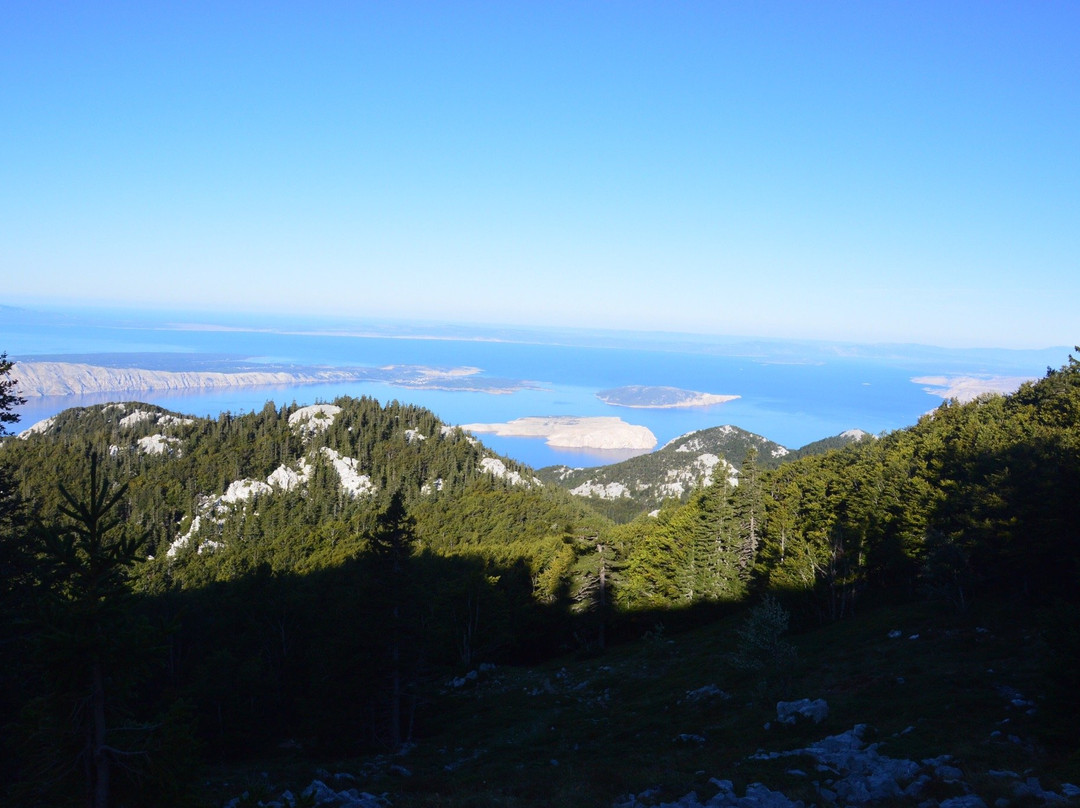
[597,544,606,651]
[91,658,109,808]
[389,602,402,751]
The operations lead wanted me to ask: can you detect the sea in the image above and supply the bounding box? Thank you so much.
[1,305,1067,470]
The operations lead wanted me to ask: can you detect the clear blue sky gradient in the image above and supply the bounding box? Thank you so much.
[2,2,1077,348]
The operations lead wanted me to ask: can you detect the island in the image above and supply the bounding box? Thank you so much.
[459,416,657,450]
[11,361,538,397]
[597,385,739,409]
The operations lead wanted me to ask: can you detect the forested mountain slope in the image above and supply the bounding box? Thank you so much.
[0,394,615,804]
[2,353,1079,806]
[537,424,871,521]
[614,354,1080,615]
[9,398,574,572]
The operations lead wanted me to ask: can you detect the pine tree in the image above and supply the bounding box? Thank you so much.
[368,490,416,750]
[733,447,764,581]
[31,453,150,808]
[0,352,24,436]
[0,352,26,584]
[0,353,31,793]
[669,465,743,603]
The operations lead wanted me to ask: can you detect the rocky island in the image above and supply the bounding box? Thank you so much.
[12,361,535,397]
[597,385,739,409]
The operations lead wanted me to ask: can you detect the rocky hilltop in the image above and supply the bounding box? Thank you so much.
[537,425,870,516]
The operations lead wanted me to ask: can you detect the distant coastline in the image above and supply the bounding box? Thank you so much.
[4,306,1065,468]
[12,361,535,398]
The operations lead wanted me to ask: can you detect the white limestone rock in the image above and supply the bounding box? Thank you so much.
[267,458,313,491]
[570,480,631,499]
[288,404,342,436]
[120,409,157,428]
[158,414,195,427]
[320,447,376,497]
[479,456,539,487]
[222,479,272,503]
[137,434,181,456]
[420,478,444,495]
[675,437,705,453]
[19,416,57,438]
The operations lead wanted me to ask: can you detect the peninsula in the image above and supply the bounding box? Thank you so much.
[912,375,1036,403]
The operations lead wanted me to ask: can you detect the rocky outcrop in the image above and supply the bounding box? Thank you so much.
[224,779,390,808]
[289,404,342,436]
[479,456,540,487]
[166,449,373,558]
[775,698,829,725]
[537,425,780,509]
[615,721,1079,808]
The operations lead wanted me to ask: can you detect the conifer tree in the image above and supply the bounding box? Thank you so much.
[30,453,150,808]
[0,352,25,565]
[0,352,24,435]
[368,490,416,750]
[0,354,30,793]
[733,447,764,581]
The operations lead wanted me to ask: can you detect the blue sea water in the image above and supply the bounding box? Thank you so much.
[3,306,1065,469]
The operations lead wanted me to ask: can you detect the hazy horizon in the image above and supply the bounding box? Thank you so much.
[2,300,1072,359]
[3,4,1077,350]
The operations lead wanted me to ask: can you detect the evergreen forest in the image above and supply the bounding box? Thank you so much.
[1,350,1078,807]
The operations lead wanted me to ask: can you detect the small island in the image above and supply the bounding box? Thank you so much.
[597,385,740,409]
[459,416,657,450]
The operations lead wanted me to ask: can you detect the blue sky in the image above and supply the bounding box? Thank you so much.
[2,2,1077,349]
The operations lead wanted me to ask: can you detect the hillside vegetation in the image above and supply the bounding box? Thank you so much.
[536,425,870,521]
[0,351,1078,806]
